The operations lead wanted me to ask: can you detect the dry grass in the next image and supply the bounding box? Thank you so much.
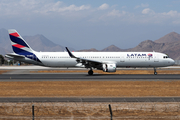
[31,69,180,74]
[0,81,180,97]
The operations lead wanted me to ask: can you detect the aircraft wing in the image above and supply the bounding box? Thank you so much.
[66,47,102,68]
[5,53,25,58]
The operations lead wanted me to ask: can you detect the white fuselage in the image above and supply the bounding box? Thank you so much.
[14,51,175,68]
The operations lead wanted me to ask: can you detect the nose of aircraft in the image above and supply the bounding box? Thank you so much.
[170,59,175,65]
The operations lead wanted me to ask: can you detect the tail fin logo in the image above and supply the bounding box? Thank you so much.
[9,32,20,37]
[9,30,30,49]
[12,44,25,49]
[8,29,42,63]
[9,29,32,54]
[10,32,25,49]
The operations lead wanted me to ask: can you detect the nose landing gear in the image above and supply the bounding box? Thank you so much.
[154,67,157,75]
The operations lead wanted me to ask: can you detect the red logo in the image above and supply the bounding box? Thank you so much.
[148,53,152,57]
[12,44,25,48]
[10,32,20,37]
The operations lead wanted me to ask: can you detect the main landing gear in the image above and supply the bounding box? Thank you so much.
[154,67,157,75]
[88,69,93,75]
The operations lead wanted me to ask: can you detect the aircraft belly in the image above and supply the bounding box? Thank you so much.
[60,59,77,67]
[42,59,77,67]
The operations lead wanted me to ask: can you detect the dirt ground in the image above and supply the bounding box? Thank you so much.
[0,81,180,97]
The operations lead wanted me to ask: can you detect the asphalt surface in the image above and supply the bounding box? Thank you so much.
[0,74,180,81]
[0,97,180,102]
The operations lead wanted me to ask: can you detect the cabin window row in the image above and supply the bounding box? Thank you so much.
[42,57,70,58]
[82,57,120,58]
[41,56,121,59]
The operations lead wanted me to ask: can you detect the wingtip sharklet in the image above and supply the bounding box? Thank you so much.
[65,47,76,58]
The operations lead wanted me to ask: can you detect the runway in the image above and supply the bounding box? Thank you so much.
[0,74,180,81]
[0,97,180,102]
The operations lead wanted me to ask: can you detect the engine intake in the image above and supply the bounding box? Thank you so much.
[103,63,116,72]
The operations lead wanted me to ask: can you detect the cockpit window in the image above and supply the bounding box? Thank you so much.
[163,56,169,59]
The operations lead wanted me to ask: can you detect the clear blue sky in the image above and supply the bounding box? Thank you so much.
[1,0,180,50]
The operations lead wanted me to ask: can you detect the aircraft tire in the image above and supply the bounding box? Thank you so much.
[154,72,157,75]
[88,70,93,75]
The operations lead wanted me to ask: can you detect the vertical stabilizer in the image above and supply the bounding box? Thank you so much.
[8,29,34,55]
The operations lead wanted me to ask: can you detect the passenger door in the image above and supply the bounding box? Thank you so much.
[154,54,159,62]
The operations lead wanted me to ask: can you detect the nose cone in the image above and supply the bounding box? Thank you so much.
[170,59,175,65]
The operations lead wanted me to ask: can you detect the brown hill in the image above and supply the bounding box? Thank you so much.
[154,32,180,43]
[78,48,99,52]
[127,40,165,52]
[101,45,123,51]
[78,45,123,52]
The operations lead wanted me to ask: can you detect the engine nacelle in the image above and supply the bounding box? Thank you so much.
[102,63,116,72]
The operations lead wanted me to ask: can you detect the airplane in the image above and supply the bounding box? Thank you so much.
[5,29,175,75]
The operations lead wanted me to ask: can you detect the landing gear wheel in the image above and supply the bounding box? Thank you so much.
[154,67,157,75]
[88,70,93,75]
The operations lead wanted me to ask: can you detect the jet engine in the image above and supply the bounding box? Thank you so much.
[102,63,116,72]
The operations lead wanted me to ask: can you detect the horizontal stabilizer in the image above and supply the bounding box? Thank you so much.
[5,53,25,58]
